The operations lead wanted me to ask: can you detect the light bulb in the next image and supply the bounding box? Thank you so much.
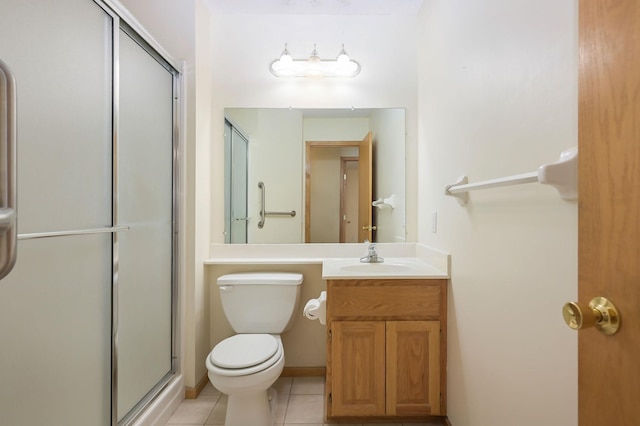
[305,44,324,78]
[337,44,350,65]
[272,43,295,77]
[280,43,293,64]
[335,44,358,77]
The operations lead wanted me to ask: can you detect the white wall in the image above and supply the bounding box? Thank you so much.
[417,1,578,425]
[303,117,370,141]
[192,0,214,392]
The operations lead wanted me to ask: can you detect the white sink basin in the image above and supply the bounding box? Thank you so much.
[322,257,448,279]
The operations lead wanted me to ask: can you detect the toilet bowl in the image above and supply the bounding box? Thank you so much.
[205,272,303,426]
[206,334,284,426]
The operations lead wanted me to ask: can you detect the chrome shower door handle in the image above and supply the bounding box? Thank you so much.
[0,208,16,229]
[0,59,18,280]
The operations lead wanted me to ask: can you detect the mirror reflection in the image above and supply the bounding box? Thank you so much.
[224,108,406,244]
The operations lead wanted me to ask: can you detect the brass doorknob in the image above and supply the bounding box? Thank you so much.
[562,297,620,335]
[361,225,377,231]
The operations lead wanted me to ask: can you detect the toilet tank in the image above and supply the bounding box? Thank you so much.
[217,272,303,334]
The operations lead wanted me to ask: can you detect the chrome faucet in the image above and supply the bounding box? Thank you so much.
[360,241,384,263]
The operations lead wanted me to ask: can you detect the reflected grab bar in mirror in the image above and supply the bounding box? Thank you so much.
[257,181,296,229]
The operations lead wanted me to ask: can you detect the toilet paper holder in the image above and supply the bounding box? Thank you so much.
[303,291,326,325]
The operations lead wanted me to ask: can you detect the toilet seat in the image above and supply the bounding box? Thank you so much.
[208,334,283,377]
[212,334,278,368]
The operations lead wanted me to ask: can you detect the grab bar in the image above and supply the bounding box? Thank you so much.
[445,147,578,205]
[257,181,296,229]
[18,225,130,240]
[0,59,17,280]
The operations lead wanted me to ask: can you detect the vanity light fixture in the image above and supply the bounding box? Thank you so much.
[269,43,361,79]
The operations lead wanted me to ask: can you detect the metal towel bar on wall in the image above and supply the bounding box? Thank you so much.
[257,181,296,229]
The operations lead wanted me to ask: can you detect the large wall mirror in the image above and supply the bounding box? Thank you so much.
[224,108,406,244]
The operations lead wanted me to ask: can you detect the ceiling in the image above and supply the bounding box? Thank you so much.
[204,0,425,15]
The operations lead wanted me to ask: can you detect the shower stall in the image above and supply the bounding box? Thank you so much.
[0,0,181,424]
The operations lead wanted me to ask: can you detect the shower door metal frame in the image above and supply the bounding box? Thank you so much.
[95,1,182,425]
[224,119,249,243]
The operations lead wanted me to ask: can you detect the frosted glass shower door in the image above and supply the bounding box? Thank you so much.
[0,0,113,424]
[116,29,176,422]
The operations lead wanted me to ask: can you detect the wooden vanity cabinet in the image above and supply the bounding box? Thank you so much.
[325,278,447,422]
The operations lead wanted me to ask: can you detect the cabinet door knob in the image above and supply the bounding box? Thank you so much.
[562,297,620,335]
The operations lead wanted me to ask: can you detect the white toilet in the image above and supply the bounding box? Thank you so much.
[205,272,303,426]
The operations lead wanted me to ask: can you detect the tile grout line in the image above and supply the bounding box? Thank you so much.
[281,389,292,424]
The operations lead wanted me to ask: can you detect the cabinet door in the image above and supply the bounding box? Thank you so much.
[386,321,441,416]
[331,321,386,416]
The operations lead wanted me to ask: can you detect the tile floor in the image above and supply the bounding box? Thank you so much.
[165,376,443,426]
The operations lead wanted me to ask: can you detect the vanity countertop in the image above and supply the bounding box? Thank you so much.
[322,257,448,280]
[205,243,450,279]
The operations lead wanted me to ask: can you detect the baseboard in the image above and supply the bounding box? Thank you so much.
[281,367,326,377]
[184,373,209,399]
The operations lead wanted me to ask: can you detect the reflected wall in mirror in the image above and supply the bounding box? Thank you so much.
[223,108,406,244]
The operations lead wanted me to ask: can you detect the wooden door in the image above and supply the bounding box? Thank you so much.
[386,321,441,416]
[578,1,640,424]
[358,131,373,242]
[331,320,386,416]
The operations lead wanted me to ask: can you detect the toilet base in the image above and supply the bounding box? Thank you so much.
[225,387,276,426]
[206,335,286,425]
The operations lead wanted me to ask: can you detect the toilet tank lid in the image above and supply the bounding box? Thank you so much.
[217,272,303,286]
